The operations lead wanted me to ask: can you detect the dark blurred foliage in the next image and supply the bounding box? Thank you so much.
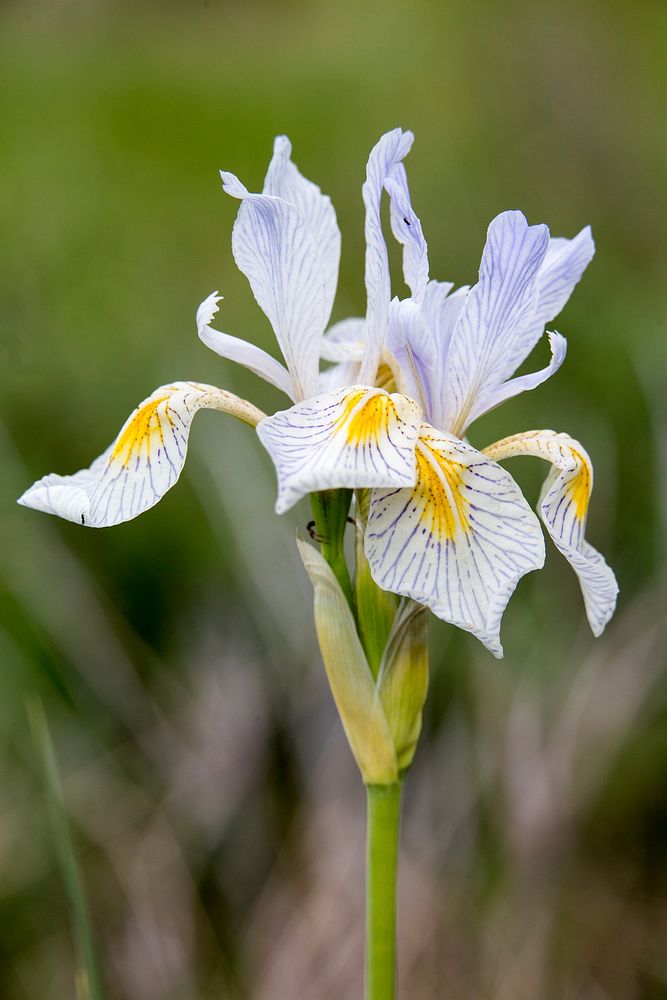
[1,0,666,997]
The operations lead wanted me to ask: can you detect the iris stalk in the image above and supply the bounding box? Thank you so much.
[365,780,404,1000]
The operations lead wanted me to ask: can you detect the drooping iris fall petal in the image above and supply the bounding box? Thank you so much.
[484,429,618,636]
[257,385,421,514]
[365,424,545,657]
[18,383,264,527]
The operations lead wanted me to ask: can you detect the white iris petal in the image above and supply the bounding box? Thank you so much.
[365,424,545,657]
[484,430,618,636]
[18,383,264,527]
[257,385,422,514]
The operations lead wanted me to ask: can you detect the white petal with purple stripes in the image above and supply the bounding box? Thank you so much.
[365,425,545,657]
[221,146,334,401]
[18,383,264,527]
[359,128,415,386]
[442,211,550,436]
[257,385,421,514]
[384,161,429,301]
[466,330,568,425]
[262,135,341,323]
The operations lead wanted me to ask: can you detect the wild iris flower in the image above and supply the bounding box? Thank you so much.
[18,128,617,657]
[256,140,618,656]
[18,126,619,1000]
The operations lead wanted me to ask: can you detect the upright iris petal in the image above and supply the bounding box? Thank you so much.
[441,211,550,436]
[263,135,341,322]
[384,161,429,302]
[438,213,595,435]
[359,128,415,386]
[220,136,342,401]
[386,298,437,414]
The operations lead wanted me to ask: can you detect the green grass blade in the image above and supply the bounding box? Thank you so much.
[27,699,105,1000]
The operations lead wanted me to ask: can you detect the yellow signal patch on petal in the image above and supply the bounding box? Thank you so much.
[565,446,592,520]
[484,430,594,524]
[341,389,398,447]
[415,435,471,542]
[110,395,173,468]
[483,429,617,636]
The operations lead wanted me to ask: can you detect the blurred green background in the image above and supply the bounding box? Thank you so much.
[1,0,666,997]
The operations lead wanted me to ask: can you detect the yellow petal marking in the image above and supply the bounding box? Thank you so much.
[415,435,470,541]
[375,361,397,393]
[111,395,172,467]
[566,447,592,520]
[483,430,593,522]
[338,390,398,448]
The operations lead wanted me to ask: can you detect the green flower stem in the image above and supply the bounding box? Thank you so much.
[365,780,404,1000]
[310,490,354,610]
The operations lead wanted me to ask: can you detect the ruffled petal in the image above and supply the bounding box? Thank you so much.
[221,158,330,400]
[18,383,265,527]
[196,292,295,399]
[442,210,550,436]
[257,385,421,514]
[483,430,618,636]
[365,425,545,656]
[263,135,341,323]
[359,128,415,386]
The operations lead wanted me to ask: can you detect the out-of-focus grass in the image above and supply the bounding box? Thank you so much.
[1,1,666,997]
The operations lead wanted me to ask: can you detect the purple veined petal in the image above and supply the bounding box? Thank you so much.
[386,298,438,417]
[196,292,295,400]
[365,423,545,657]
[528,227,595,351]
[466,331,567,425]
[263,135,342,324]
[414,281,470,427]
[484,429,618,636]
[441,210,550,436]
[421,280,469,357]
[493,226,595,381]
[18,383,265,527]
[257,384,421,514]
[384,162,429,301]
[220,150,331,401]
[359,128,415,387]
